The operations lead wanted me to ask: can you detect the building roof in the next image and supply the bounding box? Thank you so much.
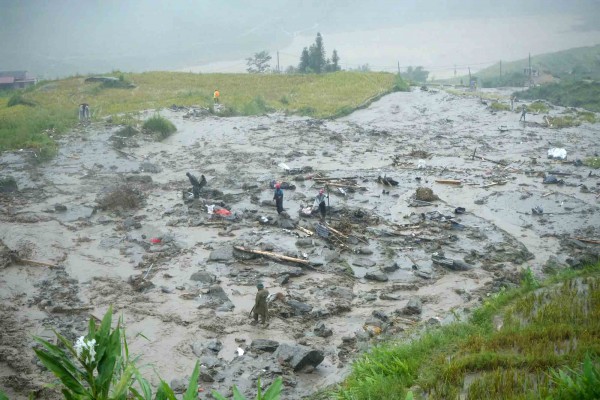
[0,76,15,84]
[0,71,28,80]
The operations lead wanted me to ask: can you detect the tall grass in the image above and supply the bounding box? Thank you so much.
[332,263,600,399]
[142,114,176,139]
[0,71,396,157]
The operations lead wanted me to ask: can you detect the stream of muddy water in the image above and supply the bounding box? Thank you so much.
[1,88,599,399]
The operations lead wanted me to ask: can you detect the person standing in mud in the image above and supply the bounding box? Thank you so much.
[273,182,284,214]
[313,188,328,222]
[520,104,527,122]
[252,282,269,325]
[213,89,220,104]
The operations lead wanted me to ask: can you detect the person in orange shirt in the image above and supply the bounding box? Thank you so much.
[213,89,220,104]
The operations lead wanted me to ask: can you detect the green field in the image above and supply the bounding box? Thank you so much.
[0,71,400,159]
[325,265,600,400]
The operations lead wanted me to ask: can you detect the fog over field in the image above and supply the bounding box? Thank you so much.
[1,0,600,77]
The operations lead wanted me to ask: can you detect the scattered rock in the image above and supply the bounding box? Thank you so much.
[139,162,162,173]
[415,187,439,201]
[170,378,187,394]
[273,343,325,371]
[402,297,422,315]
[206,339,223,353]
[0,176,18,193]
[382,262,399,273]
[54,203,67,212]
[364,271,388,282]
[295,238,314,248]
[190,271,216,284]
[313,322,333,338]
[352,258,376,268]
[209,246,234,262]
[287,300,313,315]
[251,339,280,352]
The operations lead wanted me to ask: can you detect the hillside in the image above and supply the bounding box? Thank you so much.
[0,71,400,159]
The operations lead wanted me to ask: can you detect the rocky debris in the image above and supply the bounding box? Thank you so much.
[415,187,439,201]
[190,271,217,285]
[208,246,234,262]
[402,297,422,315]
[352,258,376,268]
[251,339,280,352]
[170,378,187,394]
[382,262,400,273]
[122,217,142,230]
[364,271,388,282]
[197,285,234,310]
[54,203,67,212]
[96,185,145,210]
[295,238,314,248]
[274,343,325,371]
[0,239,16,269]
[432,254,473,271]
[0,176,18,193]
[139,161,162,173]
[313,321,333,338]
[286,300,313,315]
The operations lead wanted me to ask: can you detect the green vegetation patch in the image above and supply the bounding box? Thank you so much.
[490,101,510,112]
[517,80,600,112]
[333,265,600,399]
[142,114,176,139]
[584,157,600,169]
[526,100,550,114]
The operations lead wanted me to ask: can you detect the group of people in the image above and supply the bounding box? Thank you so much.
[273,183,329,221]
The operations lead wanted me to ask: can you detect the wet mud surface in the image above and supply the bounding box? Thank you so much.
[1,89,599,398]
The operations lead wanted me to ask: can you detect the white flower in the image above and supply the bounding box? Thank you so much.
[74,336,97,364]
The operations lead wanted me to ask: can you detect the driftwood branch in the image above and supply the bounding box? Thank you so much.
[234,246,311,266]
[435,179,462,185]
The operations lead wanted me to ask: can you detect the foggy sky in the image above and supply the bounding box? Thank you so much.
[1,0,599,78]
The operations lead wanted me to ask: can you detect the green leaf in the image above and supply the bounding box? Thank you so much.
[111,364,136,399]
[155,380,177,400]
[89,316,97,337]
[233,385,247,400]
[256,377,262,399]
[405,391,414,400]
[33,336,80,377]
[34,348,87,396]
[262,377,283,400]
[96,353,117,396]
[182,361,200,400]
[211,391,229,400]
[0,390,9,400]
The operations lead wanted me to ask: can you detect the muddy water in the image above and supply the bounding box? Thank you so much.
[1,89,599,399]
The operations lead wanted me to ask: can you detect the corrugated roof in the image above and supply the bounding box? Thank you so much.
[0,76,15,84]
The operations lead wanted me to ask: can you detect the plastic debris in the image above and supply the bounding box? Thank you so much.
[236,347,244,356]
[547,148,567,160]
[206,205,215,214]
[150,238,161,244]
[278,162,290,171]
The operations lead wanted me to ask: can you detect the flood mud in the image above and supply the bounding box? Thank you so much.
[1,89,599,398]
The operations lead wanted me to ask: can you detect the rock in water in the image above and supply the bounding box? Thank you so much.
[274,343,324,371]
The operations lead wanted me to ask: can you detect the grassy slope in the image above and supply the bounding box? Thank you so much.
[0,72,396,157]
[328,265,600,399]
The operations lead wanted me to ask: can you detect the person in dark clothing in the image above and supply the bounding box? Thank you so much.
[519,105,527,122]
[186,172,206,199]
[313,188,328,221]
[252,282,269,325]
[273,183,283,214]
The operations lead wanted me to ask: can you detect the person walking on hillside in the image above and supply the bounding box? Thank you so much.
[510,96,515,111]
[313,188,329,222]
[251,282,269,325]
[273,182,284,214]
[213,89,220,104]
[519,104,527,122]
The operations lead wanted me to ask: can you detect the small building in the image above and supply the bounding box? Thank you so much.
[0,71,37,90]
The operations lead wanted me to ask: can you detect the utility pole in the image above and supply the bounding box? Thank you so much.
[277,51,280,73]
[397,61,400,74]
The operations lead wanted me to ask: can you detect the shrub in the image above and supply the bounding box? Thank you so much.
[550,354,600,399]
[7,93,35,107]
[490,102,510,111]
[583,157,600,168]
[527,101,550,114]
[142,114,176,139]
[242,95,272,115]
[393,74,410,92]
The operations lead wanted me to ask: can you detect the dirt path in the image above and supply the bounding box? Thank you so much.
[1,88,599,399]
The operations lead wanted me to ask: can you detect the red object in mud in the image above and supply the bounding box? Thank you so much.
[150,238,161,244]
[214,209,232,216]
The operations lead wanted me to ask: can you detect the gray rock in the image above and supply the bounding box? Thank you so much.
[313,322,333,338]
[216,301,235,312]
[382,262,400,273]
[206,339,223,353]
[273,343,324,371]
[276,274,290,285]
[322,248,340,262]
[372,310,389,322]
[379,293,401,301]
[199,354,222,369]
[54,203,67,212]
[190,271,216,284]
[295,238,314,248]
[403,297,422,315]
[278,218,296,229]
[192,342,205,357]
[199,365,215,383]
[0,176,18,193]
[160,286,174,294]
[364,272,388,282]
[139,162,162,173]
[170,378,187,394]
[209,246,234,262]
[123,217,141,229]
[356,247,373,255]
[250,339,280,352]
[352,258,376,268]
[362,292,378,301]
[287,300,313,315]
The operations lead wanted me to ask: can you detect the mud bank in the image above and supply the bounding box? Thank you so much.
[1,89,599,399]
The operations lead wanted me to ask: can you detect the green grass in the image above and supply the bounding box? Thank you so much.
[584,157,600,169]
[331,263,600,399]
[526,101,550,114]
[516,80,600,112]
[142,114,176,139]
[0,71,398,157]
[490,101,511,112]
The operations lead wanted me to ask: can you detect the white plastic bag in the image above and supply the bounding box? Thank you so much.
[547,148,567,160]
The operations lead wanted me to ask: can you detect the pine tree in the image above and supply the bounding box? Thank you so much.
[298,47,310,73]
[308,33,326,73]
[331,50,340,71]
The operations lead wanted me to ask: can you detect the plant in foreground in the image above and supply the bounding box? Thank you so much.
[550,354,600,400]
[212,377,282,400]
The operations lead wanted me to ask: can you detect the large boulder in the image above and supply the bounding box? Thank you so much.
[190,271,216,284]
[208,246,233,262]
[287,300,313,315]
[402,297,422,315]
[364,271,388,282]
[273,343,324,371]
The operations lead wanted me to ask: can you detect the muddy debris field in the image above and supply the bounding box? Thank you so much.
[1,89,599,399]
